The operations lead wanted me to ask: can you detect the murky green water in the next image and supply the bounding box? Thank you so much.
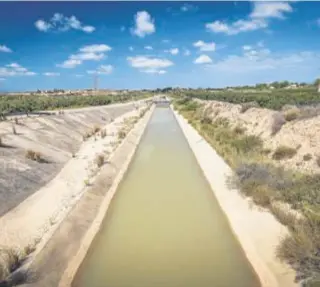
[74,107,260,287]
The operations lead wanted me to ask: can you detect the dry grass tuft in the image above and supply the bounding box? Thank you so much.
[233,125,246,135]
[240,101,259,113]
[303,154,312,161]
[316,156,320,168]
[25,150,42,162]
[100,129,107,138]
[284,108,300,121]
[271,112,286,135]
[272,146,297,160]
[95,154,105,168]
[117,129,127,140]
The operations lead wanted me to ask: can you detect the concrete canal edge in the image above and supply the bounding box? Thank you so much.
[172,107,298,287]
[57,105,155,287]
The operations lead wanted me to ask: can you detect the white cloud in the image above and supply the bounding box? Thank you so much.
[194,54,212,64]
[70,52,105,61]
[184,49,191,56]
[144,46,153,50]
[250,2,293,19]
[165,48,179,55]
[57,44,110,69]
[120,26,126,32]
[206,2,292,35]
[180,3,198,12]
[162,39,170,43]
[243,45,252,51]
[0,78,5,81]
[35,20,52,32]
[127,56,173,74]
[207,46,314,74]
[0,63,36,77]
[142,69,167,74]
[74,74,84,78]
[57,59,82,68]
[0,45,12,53]
[132,11,155,37]
[79,44,111,53]
[87,65,113,75]
[43,72,60,77]
[35,13,95,33]
[206,19,267,35]
[193,40,216,52]
[129,46,134,51]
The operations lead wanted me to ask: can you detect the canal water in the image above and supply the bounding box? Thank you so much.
[73,107,260,287]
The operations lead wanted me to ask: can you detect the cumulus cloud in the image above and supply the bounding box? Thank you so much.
[206,19,267,35]
[207,45,313,74]
[132,11,155,37]
[165,48,179,55]
[79,44,111,53]
[127,56,173,74]
[57,44,111,69]
[43,72,60,76]
[144,46,153,50]
[250,2,293,19]
[0,45,12,53]
[57,59,82,68]
[129,46,134,51]
[35,13,95,33]
[206,1,293,35]
[193,40,216,52]
[87,65,113,75]
[0,63,36,77]
[194,54,212,64]
[142,69,167,74]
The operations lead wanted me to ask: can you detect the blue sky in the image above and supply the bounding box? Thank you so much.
[0,1,320,91]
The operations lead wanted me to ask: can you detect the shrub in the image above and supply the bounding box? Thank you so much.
[271,112,286,135]
[93,125,101,134]
[0,137,3,147]
[276,215,320,282]
[240,101,259,113]
[25,150,42,162]
[0,247,23,282]
[231,135,263,154]
[233,125,246,135]
[118,129,127,140]
[95,154,105,168]
[303,154,312,161]
[12,125,16,135]
[14,118,19,125]
[272,146,297,160]
[317,156,320,167]
[100,129,107,138]
[284,108,300,121]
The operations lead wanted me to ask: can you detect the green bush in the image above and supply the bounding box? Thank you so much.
[272,146,297,160]
[231,135,263,154]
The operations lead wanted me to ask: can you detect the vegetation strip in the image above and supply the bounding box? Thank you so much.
[173,98,320,286]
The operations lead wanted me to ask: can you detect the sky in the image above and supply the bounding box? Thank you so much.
[0,1,320,91]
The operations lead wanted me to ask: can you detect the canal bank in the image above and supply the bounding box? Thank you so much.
[71,106,260,287]
[20,105,154,287]
[172,107,297,287]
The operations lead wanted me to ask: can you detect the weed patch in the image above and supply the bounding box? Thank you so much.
[272,146,297,160]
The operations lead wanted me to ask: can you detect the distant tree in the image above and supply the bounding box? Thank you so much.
[314,78,320,86]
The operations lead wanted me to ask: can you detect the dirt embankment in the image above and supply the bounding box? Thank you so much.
[202,100,320,174]
[173,107,297,287]
[0,102,143,216]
